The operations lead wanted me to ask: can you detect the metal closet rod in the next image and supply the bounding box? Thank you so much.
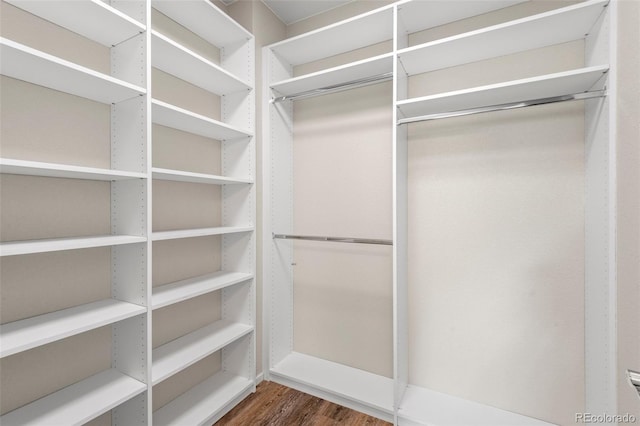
[397,90,607,125]
[271,72,393,103]
[273,233,392,246]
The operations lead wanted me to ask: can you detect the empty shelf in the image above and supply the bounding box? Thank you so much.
[269,6,393,66]
[153,371,252,426]
[151,226,253,242]
[0,369,146,426]
[0,158,145,181]
[397,0,525,35]
[396,66,609,120]
[0,299,146,358]
[4,0,145,46]
[397,0,608,76]
[152,99,252,141]
[271,352,394,415]
[151,0,251,47]
[152,31,250,95]
[271,53,393,98]
[398,385,555,426]
[152,271,253,309]
[0,234,146,257]
[152,168,252,185]
[152,320,253,384]
[0,38,146,104]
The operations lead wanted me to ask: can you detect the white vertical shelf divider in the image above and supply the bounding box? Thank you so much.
[149,1,256,424]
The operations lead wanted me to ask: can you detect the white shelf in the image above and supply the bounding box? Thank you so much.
[0,369,146,426]
[397,0,526,34]
[152,167,252,185]
[0,235,146,257]
[271,352,394,415]
[0,299,146,358]
[396,66,609,119]
[4,0,145,47]
[271,53,393,97]
[153,271,253,309]
[0,158,145,181]
[397,0,609,76]
[151,0,251,47]
[152,99,252,141]
[0,38,146,104]
[398,384,556,426]
[153,371,252,426]
[151,226,253,242]
[152,320,253,384]
[269,6,394,66]
[152,31,250,95]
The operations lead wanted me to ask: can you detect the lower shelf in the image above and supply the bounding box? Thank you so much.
[152,320,253,385]
[153,371,253,426]
[398,385,556,426]
[270,352,394,421]
[0,368,146,426]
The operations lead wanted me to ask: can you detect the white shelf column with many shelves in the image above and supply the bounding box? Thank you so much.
[149,0,256,424]
[0,0,151,424]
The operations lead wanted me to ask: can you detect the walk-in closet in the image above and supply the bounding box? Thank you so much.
[1,0,638,425]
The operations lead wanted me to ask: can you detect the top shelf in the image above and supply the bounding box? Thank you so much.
[397,0,609,76]
[4,0,145,47]
[269,6,394,66]
[396,0,526,35]
[151,0,251,48]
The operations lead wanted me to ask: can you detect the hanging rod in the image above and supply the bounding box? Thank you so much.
[397,90,607,125]
[273,233,392,246]
[271,72,393,103]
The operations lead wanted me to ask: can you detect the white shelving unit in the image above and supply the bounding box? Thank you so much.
[0,0,150,423]
[264,0,616,424]
[1,0,255,424]
[150,0,255,424]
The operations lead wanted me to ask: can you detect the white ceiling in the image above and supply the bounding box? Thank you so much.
[261,0,354,24]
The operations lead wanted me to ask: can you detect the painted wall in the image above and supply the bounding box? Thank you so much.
[616,0,640,419]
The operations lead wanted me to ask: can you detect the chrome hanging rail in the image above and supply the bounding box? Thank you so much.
[273,233,392,246]
[270,72,393,104]
[397,90,607,125]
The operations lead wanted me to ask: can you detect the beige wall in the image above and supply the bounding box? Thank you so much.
[616,0,640,418]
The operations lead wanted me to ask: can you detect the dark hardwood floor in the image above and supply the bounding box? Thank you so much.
[216,381,391,425]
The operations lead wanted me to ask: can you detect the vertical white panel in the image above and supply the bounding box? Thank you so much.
[263,46,295,370]
[222,334,254,380]
[584,1,617,418]
[222,281,254,325]
[111,96,147,173]
[393,5,410,417]
[112,314,147,383]
[111,179,146,236]
[221,39,254,85]
[112,391,147,426]
[111,33,146,87]
[110,0,147,26]
[112,244,147,306]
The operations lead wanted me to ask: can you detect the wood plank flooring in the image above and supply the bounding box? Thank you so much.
[216,381,391,425]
